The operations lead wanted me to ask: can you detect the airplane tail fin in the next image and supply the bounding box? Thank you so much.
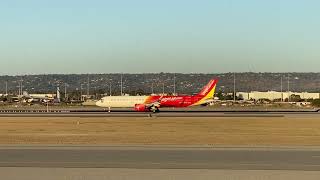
[22,91,30,98]
[197,79,218,98]
[192,79,218,106]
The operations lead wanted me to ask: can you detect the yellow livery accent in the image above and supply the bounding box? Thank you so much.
[192,80,217,106]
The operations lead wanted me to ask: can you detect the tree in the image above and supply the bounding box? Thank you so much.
[225,95,234,101]
[0,96,7,102]
[216,91,224,100]
[312,99,320,107]
[135,89,145,96]
[290,94,302,102]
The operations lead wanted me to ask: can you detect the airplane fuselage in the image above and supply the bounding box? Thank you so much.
[96,95,204,108]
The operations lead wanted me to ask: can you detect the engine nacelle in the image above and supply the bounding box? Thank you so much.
[134,104,149,112]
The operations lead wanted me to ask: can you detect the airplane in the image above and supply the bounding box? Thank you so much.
[21,91,51,103]
[21,87,61,104]
[96,79,218,112]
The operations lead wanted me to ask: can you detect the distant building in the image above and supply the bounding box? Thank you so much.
[237,91,320,101]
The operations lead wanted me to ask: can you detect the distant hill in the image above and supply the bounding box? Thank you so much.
[0,73,319,95]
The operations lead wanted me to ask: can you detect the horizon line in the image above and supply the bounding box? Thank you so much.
[0,72,320,76]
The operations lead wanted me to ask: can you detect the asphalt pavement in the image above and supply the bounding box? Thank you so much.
[1,146,320,170]
[2,168,320,180]
[0,111,319,118]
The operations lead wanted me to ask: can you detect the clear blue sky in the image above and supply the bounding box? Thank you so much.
[1,0,320,75]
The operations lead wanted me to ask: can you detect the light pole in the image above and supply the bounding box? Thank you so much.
[20,77,23,96]
[162,82,165,95]
[151,83,154,94]
[80,84,83,101]
[5,81,8,95]
[120,74,123,96]
[280,75,283,102]
[233,73,236,102]
[64,83,68,101]
[46,97,49,113]
[173,73,176,95]
[109,81,112,96]
[18,81,21,97]
[87,75,90,97]
[287,73,290,102]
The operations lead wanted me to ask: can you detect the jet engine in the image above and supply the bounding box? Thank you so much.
[134,104,148,112]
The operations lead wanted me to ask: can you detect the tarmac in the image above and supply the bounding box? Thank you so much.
[2,168,320,180]
[1,146,320,171]
[1,110,320,179]
[0,111,319,118]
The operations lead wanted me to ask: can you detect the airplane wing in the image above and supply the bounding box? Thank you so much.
[144,96,164,111]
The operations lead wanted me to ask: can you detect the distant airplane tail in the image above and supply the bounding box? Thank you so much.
[22,91,31,98]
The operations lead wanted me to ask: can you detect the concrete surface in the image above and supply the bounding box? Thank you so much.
[1,168,320,180]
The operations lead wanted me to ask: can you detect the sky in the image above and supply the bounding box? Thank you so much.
[1,0,320,75]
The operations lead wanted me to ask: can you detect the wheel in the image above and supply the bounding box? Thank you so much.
[152,107,160,113]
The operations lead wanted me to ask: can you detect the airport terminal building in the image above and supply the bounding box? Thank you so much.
[237,91,320,101]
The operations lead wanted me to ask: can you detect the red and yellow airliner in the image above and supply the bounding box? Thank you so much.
[96,79,218,112]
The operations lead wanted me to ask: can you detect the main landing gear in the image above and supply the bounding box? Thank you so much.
[150,107,160,113]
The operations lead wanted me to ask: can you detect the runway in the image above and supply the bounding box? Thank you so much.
[0,110,319,118]
[1,146,320,170]
[0,112,286,117]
